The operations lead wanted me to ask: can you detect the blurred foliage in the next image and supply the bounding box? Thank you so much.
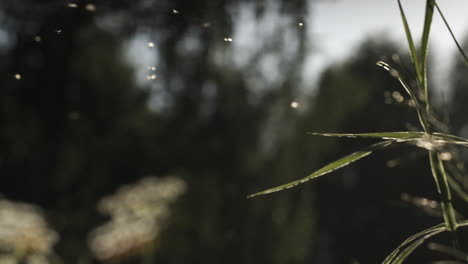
[449,36,468,134]
[0,0,315,263]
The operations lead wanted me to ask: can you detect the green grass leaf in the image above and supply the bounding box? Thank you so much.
[376,61,430,132]
[421,0,435,71]
[435,2,468,64]
[382,223,445,264]
[435,153,458,231]
[397,0,423,86]
[420,0,435,110]
[433,133,468,147]
[457,219,468,228]
[308,131,425,141]
[383,220,468,264]
[308,131,468,149]
[392,233,437,264]
[248,141,393,198]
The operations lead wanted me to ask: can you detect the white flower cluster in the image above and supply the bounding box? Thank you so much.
[0,199,58,262]
[89,176,186,261]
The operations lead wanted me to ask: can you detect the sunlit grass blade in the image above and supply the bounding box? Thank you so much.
[248,141,393,198]
[397,0,423,86]
[382,249,399,264]
[376,62,418,103]
[457,219,468,228]
[308,131,425,141]
[376,61,429,132]
[393,237,426,264]
[392,233,440,264]
[385,221,468,264]
[433,133,468,147]
[420,0,435,110]
[435,2,468,64]
[382,223,445,264]
[421,0,435,71]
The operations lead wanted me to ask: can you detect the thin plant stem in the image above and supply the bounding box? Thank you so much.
[376,61,430,132]
[434,2,468,64]
[429,151,459,247]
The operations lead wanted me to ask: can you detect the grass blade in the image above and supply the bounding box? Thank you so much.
[436,153,458,232]
[248,141,393,198]
[307,130,468,151]
[429,151,458,232]
[308,131,425,141]
[392,233,441,264]
[397,0,423,86]
[433,132,468,147]
[382,223,445,264]
[457,219,468,228]
[382,249,400,264]
[420,0,435,110]
[435,2,468,64]
[421,0,435,72]
[376,61,429,132]
[392,237,424,264]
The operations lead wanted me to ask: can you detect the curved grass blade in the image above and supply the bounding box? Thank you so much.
[392,232,443,264]
[308,131,425,141]
[308,131,468,148]
[435,3,468,64]
[393,236,427,264]
[420,0,435,110]
[382,250,400,264]
[248,141,393,198]
[376,61,430,132]
[384,230,445,264]
[382,223,446,264]
[397,0,423,86]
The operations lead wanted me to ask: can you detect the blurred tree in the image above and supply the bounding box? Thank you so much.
[147,1,316,263]
[0,2,157,261]
[0,0,317,263]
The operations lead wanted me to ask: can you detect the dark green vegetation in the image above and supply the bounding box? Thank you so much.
[1,0,468,263]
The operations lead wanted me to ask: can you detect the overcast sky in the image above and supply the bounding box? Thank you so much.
[309,0,468,89]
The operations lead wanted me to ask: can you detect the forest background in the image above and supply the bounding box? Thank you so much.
[1,0,468,263]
